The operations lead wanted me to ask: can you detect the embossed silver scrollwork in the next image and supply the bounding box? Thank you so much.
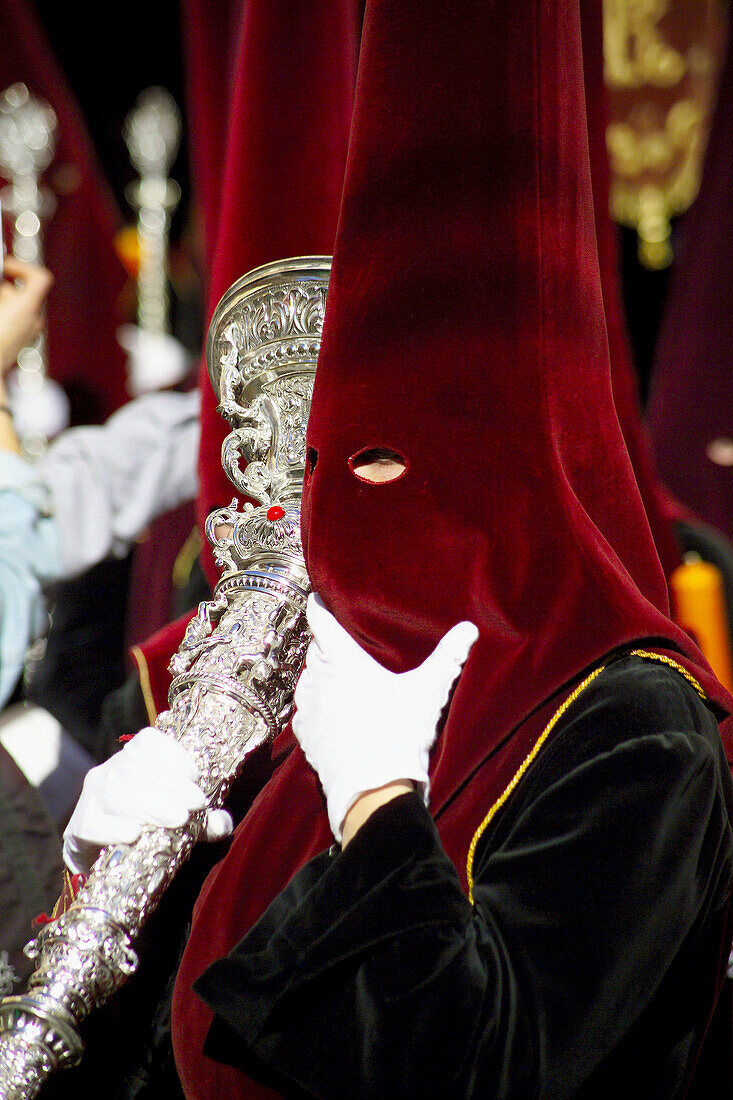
[0,257,330,1098]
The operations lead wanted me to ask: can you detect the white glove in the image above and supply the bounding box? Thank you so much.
[293,595,478,840]
[62,726,232,876]
[6,370,70,441]
[117,324,191,396]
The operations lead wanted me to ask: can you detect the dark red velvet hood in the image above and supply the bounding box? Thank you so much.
[180,0,245,270]
[301,0,727,813]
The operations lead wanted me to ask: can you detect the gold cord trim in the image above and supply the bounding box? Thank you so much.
[130,644,158,725]
[172,525,202,590]
[465,663,606,903]
[628,648,705,698]
[465,649,707,903]
[50,870,74,920]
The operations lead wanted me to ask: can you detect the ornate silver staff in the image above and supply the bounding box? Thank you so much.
[0,255,329,1097]
[123,87,181,337]
[0,82,69,458]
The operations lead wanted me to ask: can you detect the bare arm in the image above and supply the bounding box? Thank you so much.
[0,256,53,375]
[341,781,415,846]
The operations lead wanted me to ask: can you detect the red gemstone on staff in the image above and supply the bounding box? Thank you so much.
[267,505,285,521]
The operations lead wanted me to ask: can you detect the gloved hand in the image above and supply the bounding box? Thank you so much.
[117,324,191,396]
[293,595,478,840]
[62,726,233,876]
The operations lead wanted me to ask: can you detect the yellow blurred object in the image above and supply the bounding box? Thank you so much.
[114,225,141,279]
[172,526,202,590]
[671,554,733,691]
[603,0,725,269]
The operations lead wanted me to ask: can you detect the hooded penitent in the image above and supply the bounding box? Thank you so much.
[299,0,729,811]
[172,3,731,1095]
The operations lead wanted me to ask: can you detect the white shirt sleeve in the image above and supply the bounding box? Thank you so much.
[35,388,201,578]
[0,389,201,705]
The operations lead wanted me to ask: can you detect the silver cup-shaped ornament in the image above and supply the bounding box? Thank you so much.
[123,87,182,342]
[0,82,69,458]
[0,257,329,1098]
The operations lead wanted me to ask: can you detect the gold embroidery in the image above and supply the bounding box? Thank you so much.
[604,0,687,90]
[465,649,707,903]
[603,0,724,268]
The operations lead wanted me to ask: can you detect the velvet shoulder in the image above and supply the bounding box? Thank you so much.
[477,652,733,862]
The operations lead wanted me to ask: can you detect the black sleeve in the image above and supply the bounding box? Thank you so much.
[194,661,733,1099]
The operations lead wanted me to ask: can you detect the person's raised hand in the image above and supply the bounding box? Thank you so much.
[293,594,478,842]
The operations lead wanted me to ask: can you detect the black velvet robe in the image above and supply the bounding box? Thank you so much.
[193,655,733,1098]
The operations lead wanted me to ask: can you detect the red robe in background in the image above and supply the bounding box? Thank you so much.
[190,0,361,588]
[180,0,245,271]
[0,0,126,423]
[131,1,360,709]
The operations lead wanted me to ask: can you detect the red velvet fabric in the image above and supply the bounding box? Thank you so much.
[131,605,198,713]
[130,610,194,721]
[124,500,197,650]
[172,3,732,1097]
[193,1,360,587]
[647,14,733,545]
[134,0,360,715]
[300,0,725,812]
[579,0,682,584]
[0,0,127,422]
[180,0,245,269]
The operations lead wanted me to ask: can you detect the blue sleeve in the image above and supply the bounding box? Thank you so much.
[0,452,61,708]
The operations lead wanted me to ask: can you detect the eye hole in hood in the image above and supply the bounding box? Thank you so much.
[349,446,407,484]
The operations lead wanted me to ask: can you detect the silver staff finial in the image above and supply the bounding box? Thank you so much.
[123,87,182,340]
[0,257,329,1096]
[0,82,68,458]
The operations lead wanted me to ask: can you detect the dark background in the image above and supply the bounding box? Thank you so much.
[34,0,190,234]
